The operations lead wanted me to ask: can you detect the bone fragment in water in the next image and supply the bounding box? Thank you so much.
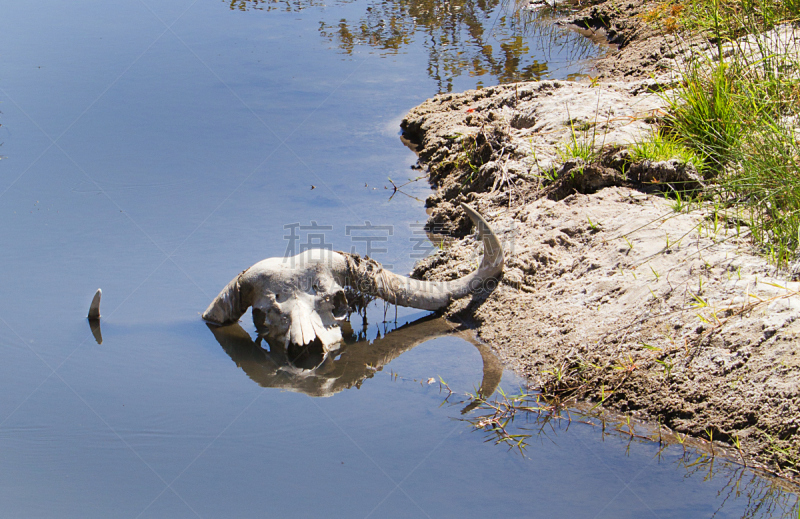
[88,289,102,320]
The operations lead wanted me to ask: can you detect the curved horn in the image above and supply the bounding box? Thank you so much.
[342,203,503,310]
[202,270,254,325]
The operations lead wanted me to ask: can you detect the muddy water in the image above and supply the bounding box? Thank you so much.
[0,0,797,517]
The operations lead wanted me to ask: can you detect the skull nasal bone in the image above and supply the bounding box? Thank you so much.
[289,300,318,346]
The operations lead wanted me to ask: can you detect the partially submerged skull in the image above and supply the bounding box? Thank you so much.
[202,203,503,351]
[203,251,352,349]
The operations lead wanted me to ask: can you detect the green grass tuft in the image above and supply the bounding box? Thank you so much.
[664,63,745,174]
[640,0,800,266]
[557,114,601,166]
[629,131,707,174]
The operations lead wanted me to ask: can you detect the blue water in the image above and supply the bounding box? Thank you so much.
[0,0,797,517]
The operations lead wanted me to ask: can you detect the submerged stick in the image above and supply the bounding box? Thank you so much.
[88,289,102,320]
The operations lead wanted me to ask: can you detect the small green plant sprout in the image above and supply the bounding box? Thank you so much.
[668,190,689,213]
[690,292,709,309]
[650,265,661,281]
[557,136,596,167]
[640,342,661,352]
[676,432,688,453]
[465,386,558,453]
[529,143,555,186]
[705,427,715,455]
[709,208,721,236]
[654,357,674,378]
[690,291,718,325]
[664,191,692,213]
[556,106,600,166]
[544,361,568,383]
[731,433,743,453]
[437,376,453,396]
[668,233,683,249]
[577,358,602,372]
[614,354,638,373]
[649,286,659,300]
[623,235,634,251]
[617,415,635,438]
[586,215,600,232]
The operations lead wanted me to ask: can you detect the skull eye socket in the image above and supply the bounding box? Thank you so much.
[332,290,348,319]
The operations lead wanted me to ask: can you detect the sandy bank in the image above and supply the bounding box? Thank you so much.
[400,0,800,480]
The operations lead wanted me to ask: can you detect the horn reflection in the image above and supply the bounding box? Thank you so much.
[88,318,103,345]
[208,314,502,409]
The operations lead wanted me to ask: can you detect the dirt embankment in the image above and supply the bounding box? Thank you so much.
[401,0,800,480]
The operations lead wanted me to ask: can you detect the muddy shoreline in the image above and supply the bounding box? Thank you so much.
[402,0,800,480]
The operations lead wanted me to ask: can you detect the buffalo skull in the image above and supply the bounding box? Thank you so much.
[202,203,503,351]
